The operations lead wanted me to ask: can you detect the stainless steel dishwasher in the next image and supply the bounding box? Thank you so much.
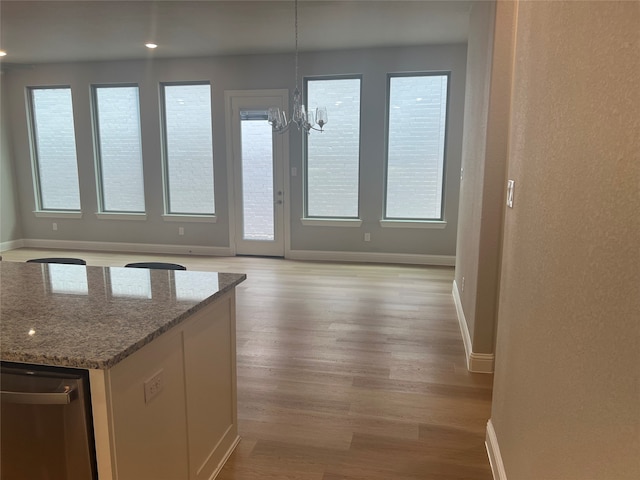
[1,362,98,480]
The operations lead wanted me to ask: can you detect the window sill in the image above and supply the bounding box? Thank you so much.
[380,220,447,229]
[162,214,217,223]
[95,212,147,221]
[34,211,82,219]
[301,218,362,228]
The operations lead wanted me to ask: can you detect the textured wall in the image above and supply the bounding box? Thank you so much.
[491,1,640,478]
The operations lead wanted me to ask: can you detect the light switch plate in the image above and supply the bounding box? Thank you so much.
[507,180,515,208]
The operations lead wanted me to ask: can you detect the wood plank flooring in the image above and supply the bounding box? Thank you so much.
[1,248,493,479]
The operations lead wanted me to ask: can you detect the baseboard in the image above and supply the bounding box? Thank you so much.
[0,238,25,252]
[18,239,234,257]
[210,435,240,480]
[6,239,453,266]
[452,280,495,373]
[287,249,455,266]
[486,419,507,480]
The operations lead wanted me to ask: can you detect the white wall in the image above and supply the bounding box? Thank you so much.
[454,0,515,365]
[0,77,23,245]
[2,44,466,259]
[489,1,640,478]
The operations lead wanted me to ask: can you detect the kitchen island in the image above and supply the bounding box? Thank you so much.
[0,261,246,480]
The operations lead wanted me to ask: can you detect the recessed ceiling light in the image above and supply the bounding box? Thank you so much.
[145,43,158,49]
[0,51,7,57]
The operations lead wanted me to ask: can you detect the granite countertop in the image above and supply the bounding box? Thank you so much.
[0,261,246,370]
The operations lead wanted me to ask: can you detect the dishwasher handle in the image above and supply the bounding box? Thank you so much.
[1,384,78,405]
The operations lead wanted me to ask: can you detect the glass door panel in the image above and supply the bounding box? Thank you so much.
[240,112,275,241]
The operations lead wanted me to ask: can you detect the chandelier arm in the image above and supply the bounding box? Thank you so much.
[271,0,325,135]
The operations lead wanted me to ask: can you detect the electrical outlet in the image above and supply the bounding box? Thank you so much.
[178,227,184,236]
[52,222,58,231]
[462,276,465,293]
[291,167,297,177]
[364,232,371,242]
[144,370,164,404]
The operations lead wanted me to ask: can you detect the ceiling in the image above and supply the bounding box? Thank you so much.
[0,0,472,64]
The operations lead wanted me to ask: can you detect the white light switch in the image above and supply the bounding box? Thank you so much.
[507,180,515,208]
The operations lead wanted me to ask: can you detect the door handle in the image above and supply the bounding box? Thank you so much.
[1,385,78,405]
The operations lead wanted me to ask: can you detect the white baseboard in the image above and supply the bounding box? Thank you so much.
[486,419,507,480]
[0,238,25,252]
[17,239,234,257]
[452,280,495,373]
[5,239,453,267]
[288,249,455,266]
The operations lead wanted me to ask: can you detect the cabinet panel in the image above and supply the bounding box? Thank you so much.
[183,295,235,479]
[108,329,189,480]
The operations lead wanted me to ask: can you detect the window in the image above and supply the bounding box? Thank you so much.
[305,77,361,218]
[385,74,449,220]
[161,83,215,215]
[28,87,81,211]
[92,85,146,213]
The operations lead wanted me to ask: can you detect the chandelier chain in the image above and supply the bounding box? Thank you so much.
[294,0,299,91]
[267,0,327,134]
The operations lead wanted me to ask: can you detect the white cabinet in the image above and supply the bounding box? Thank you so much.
[89,291,238,480]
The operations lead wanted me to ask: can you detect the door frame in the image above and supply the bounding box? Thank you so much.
[224,89,291,257]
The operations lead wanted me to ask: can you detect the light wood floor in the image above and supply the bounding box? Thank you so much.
[2,248,494,480]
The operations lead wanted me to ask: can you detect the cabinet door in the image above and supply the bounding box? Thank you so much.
[183,294,237,479]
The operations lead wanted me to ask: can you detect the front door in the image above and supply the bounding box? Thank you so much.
[226,91,288,256]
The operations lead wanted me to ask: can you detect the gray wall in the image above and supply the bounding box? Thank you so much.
[454,0,514,355]
[0,77,23,244]
[3,44,466,256]
[291,46,466,255]
[491,1,639,478]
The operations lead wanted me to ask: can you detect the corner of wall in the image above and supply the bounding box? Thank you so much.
[486,419,507,480]
[452,280,494,373]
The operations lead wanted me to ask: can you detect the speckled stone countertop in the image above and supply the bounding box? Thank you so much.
[0,262,245,370]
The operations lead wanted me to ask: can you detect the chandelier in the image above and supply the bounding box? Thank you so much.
[268,0,327,134]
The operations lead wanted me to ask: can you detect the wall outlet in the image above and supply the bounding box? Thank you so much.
[462,276,465,293]
[52,222,58,231]
[291,167,297,177]
[178,227,184,236]
[144,370,164,404]
[364,232,371,242]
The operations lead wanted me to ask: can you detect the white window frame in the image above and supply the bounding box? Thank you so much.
[27,85,82,213]
[91,83,146,215]
[383,72,450,223]
[303,75,362,222]
[159,81,216,219]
